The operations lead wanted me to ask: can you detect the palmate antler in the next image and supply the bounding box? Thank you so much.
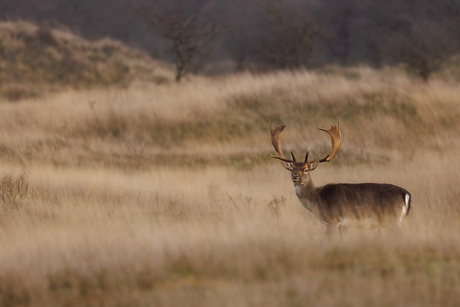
[318,123,342,163]
[270,122,287,160]
[270,122,298,163]
[270,122,342,165]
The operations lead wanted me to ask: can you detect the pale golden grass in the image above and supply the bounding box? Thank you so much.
[1,154,459,306]
[0,68,460,306]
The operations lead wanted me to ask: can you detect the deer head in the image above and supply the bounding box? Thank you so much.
[270,122,342,185]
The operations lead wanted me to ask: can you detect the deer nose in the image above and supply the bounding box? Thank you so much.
[292,174,300,181]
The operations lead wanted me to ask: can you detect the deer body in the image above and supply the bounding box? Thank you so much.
[270,123,411,234]
[295,180,411,233]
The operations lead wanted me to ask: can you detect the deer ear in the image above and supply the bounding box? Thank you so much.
[307,161,318,171]
[282,163,294,171]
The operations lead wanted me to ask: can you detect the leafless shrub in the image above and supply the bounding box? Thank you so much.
[35,23,57,46]
[267,195,287,216]
[259,2,319,69]
[381,21,457,81]
[140,1,222,82]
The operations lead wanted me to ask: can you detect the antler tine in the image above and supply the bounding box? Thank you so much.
[272,155,296,163]
[270,122,294,163]
[291,151,296,163]
[304,149,310,163]
[318,123,342,163]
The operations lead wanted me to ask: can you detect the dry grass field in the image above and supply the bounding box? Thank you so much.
[0,68,460,306]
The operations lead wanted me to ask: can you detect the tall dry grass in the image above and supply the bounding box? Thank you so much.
[0,68,460,306]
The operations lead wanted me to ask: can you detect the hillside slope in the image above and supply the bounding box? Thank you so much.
[0,21,173,101]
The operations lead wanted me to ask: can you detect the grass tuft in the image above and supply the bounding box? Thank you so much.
[0,172,29,209]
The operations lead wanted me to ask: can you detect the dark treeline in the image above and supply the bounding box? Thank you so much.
[1,0,459,80]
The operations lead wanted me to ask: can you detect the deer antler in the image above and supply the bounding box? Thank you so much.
[270,122,341,165]
[270,122,295,163]
[318,123,342,163]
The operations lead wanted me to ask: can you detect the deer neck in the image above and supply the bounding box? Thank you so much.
[293,179,318,213]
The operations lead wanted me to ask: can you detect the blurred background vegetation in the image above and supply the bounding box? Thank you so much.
[1,0,459,87]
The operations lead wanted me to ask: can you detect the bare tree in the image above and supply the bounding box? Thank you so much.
[383,21,456,81]
[259,2,319,69]
[140,1,221,82]
[362,0,460,81]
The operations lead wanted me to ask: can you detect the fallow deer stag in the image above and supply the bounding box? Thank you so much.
[270,122,411,234]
